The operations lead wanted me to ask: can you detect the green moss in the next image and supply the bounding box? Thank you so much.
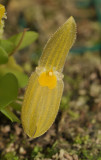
[74,135,90,145]
[1,152,19,160]
[31,146,44,159]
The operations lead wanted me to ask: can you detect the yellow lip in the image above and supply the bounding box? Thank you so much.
[38,70,57,89]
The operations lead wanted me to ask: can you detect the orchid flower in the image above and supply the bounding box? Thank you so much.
[0,4,6,38]
[21,16,76,138]
[0,4,6,23]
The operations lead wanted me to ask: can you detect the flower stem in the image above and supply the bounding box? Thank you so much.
[9,28,29,56]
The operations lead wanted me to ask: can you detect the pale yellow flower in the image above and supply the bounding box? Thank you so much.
[21,16,76,138]
[0,4,6,38]
[0,4,6,24]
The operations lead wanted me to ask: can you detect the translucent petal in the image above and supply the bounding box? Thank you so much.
[21,72,64,138]
[39,16,76,72]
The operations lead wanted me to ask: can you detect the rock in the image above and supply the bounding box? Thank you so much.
[19,147,26,155]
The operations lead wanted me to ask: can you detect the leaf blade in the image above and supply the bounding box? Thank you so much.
[9,31,38,50]
[0,40,15,55]
[0,57,28,88]
[1,107,20,123]
[0,73,18,108]
[0,47,8,64]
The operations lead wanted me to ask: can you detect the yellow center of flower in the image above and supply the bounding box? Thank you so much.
[0,4,5,24]
[38,70,57,89]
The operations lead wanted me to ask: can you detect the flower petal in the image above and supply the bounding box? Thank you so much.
[39,16,76,72]
[0,4,6,24]
[21,72,64,138]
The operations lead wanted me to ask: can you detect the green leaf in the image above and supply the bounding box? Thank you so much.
[0,69,28,88]
[1,107,20,122]
[5,56,23,72]
[12,70,28,88]
[10,102,22,111]
[9,31,38,50]
[0,47,8,64]
[0,57,28,88]
[0,73,18,108]
[0,40,14,55]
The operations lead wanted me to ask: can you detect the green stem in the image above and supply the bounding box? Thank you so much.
[9,28,29,56]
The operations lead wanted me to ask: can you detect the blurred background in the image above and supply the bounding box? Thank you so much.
[0,0,101,159]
